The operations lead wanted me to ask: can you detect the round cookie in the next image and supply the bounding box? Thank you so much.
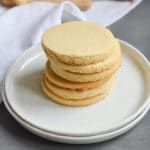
[43,72,115,100]
[41,74,109,107]
[45,61,115,91]
[50,57,122,82]
[2,0,15,6]
[12,0,29,5]
[42,21,120,65]
[49,47,121,73]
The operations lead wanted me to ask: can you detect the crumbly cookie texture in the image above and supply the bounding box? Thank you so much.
[50,57,121,82]
[43,71,115,99]
[41,74,109,107]
[45,61,113,91]
[42,21,120,65]
[49,47,121,73]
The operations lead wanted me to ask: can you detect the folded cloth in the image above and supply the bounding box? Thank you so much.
[0,0,142,103]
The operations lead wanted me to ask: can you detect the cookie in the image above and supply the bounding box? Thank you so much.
[50,56,121,82]
[41,74,109,107]
[49,47,121,73]
[42,21,120,65]
[3,0,91,11]
[43,72,115,99]
[12,0,29,5]
[45,61,114,91]
[2,0,15,6]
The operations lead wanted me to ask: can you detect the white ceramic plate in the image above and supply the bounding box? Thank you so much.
[4,40,150,137]
[2,86,150,144]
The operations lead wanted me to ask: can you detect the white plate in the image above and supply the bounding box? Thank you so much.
[2,86,150,144]
[4,40,150,137]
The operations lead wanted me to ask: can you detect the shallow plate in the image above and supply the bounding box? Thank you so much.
[4,40,150,137]
[2,86,150,144]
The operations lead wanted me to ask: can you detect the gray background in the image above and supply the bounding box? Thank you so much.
[0,0,150,149]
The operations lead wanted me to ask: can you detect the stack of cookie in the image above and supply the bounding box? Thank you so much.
[41,21,122,107]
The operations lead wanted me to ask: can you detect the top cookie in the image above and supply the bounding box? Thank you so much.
[42,21,120,65]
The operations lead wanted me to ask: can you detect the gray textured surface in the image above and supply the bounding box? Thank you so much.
[0,0,150,149]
